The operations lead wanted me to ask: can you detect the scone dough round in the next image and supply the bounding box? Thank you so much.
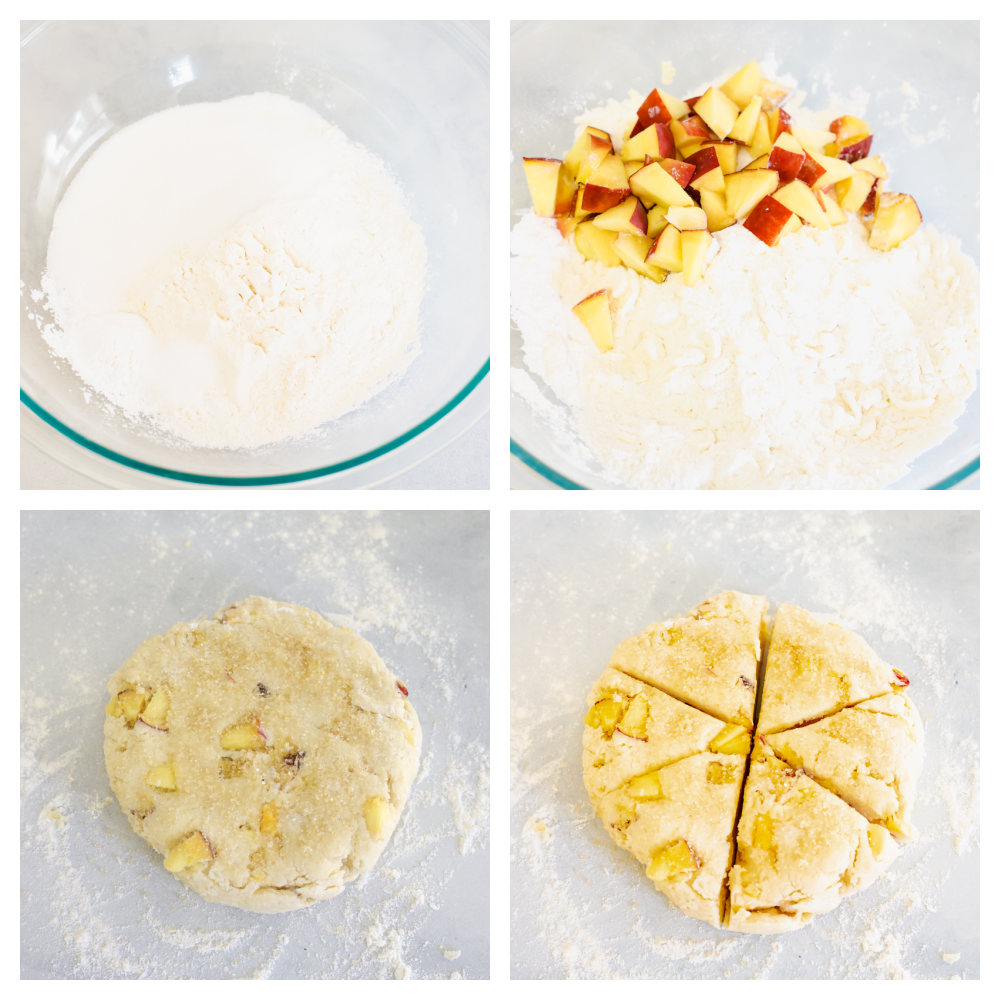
[104,596,421,912]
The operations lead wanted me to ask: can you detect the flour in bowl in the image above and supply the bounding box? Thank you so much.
[511,91,979,490]
[41,93,426,450]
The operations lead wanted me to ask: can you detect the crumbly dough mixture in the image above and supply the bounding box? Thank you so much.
[511,94,979,490]
[104,596,420,913]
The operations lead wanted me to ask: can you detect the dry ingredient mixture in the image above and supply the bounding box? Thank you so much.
[511,511,978,979]
[21,512,487,979]
[511,68,979,489]
[39,94,426,450]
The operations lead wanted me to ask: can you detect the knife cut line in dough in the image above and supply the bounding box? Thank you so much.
[583,593,923,934]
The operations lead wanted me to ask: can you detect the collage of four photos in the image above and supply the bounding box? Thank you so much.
[21,19,979,980]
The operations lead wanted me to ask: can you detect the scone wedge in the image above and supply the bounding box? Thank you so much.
[727,741,899,933]
[609,591,769,728]
[596,751,747,928]
[764,692,923,839]
[583,667,751,800]
[757,604,899,735]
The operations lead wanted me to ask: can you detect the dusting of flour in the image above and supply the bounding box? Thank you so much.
[511,90,979,490]
[21,512,487,979]
[39,94,426,450]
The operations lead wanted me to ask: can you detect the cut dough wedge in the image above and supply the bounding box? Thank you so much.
[583,667,747,799]
[596,751,747,928]
[727,741,899,933]
[764,692,923,839]
[757,604,897,735]
[609,591,768,727]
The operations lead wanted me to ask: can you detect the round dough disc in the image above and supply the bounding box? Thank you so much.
[104,596,421,912]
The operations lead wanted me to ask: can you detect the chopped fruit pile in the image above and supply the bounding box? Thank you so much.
[522,61,923,353]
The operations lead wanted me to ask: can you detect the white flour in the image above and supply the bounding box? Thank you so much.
[40,94,426,450]
[511,90,979,490]
[511,511,979,979]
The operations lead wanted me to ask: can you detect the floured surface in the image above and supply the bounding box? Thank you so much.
[21,511,488,979]
[511,78,979,489]
[511,511,978,979]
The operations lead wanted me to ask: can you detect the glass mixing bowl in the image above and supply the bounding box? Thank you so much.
[22,20,489,488]
[510,20,979,490]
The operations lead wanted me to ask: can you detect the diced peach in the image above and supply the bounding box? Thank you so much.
[164,831,213,872]
[656,157,697,188]
[724,169,779,219]
[728,95,763,144]
[767,107,791,144]
[573,133,614,185]
[621,123,675,162]
[797,151,827,188]
[645,223,684,271]
[742,195,793,247]
[766,132,806,184]
[646,204,670,240]
[869,192,922,251]
[581,155,630,213]
[691,165,725,196]
[699,189,736,233]
[634,88,690,132]
[776,211,803,242]
[563,125,612,175]
[681,229,714,287]
[522,158,577,217]
[807,154,854,188]
[720,61,762,109]
[851,154,888,181]
[747,112,774,160]
[826,115,873,162]
[612,233,666,283]
[772,179,830,230]
[575,221,623,267]
[694,87,741,140]
[759,79,790,112]
[592,196,648,236]
[666,206,708,231]
[835,168,877,213]
[699,141,739,175]
[818,189,847,225]
[146,764,177,790]
[572,290,615,352]
[556,216,581,238]
[220,721,267,751]
[629,162,696,210]
[668,114,711,157]
[138,688,170,731]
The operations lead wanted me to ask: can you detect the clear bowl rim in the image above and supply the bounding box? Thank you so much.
[21,19,490,487]
[509,19,978,492]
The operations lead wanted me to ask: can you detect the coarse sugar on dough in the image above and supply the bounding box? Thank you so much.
[582,666,731,800]
[765,692,924,836]
[728,741,899,934]
[104,595,421,913]
[510,93,979,490]
[608,590,768,727]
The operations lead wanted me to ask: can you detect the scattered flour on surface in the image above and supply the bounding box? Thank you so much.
[21,511,487,980]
